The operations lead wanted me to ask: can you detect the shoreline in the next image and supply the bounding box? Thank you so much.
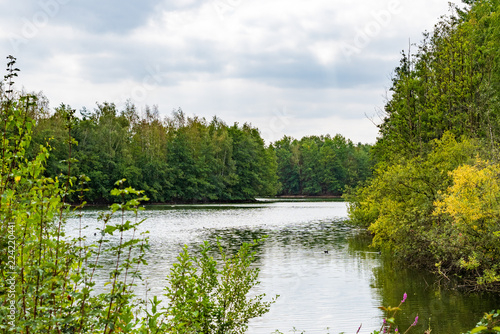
[71,195,344,207]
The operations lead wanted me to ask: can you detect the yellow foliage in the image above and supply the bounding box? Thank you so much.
[434,158,500,228]
[459,252,480,270]
[477,269,500,285]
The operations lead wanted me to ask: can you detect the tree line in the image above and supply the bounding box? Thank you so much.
[22,100,373,204]
[274,135,372,196]
[348,0,500,291]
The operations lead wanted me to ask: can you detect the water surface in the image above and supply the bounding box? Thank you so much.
[66,200,500,333]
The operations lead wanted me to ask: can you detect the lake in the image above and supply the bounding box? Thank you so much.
[65,200,500,333]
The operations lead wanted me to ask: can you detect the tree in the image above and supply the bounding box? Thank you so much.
[273,136,301,195]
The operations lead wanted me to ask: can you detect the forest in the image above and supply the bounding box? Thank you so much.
[19,97,373,204]
[347,0,500,292]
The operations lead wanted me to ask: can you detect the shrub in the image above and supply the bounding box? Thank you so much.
[156,238,277,333]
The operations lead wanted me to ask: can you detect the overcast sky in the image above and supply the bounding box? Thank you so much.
[1,0,464,144]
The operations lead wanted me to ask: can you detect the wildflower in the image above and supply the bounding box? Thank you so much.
[401,292,407,304]
[412,315,419,327]
[395,328,399,333]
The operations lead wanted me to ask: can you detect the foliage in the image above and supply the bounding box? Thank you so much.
[347,0,500,291]
[27,96,373,203]
[463,310,500,334]
[0,59,150,332]
[28,103,281,203]
[348,133,475,237]
[159,238,277,333]
[348,131,500,289]
[374,0,500,162]
[433,158,500,287]
[273,134,373,196]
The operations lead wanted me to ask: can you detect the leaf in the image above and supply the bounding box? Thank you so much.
[470,326,488,333]
[387,307,401,312]
[104,225,118,234]
[114,178,127,186]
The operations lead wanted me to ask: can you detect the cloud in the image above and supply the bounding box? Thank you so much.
[0,0,464,144]
[3,0,164,34]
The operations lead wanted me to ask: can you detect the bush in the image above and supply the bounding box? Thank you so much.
[157,238,276,333]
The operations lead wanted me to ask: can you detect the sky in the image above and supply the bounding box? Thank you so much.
[0,0,465,144]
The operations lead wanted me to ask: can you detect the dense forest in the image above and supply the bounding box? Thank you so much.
[28,102,279,203]
[348,0,500,291]
[15,96,373,204]
[274,135,372,196]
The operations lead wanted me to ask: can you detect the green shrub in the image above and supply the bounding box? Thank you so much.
[155,238,277,333]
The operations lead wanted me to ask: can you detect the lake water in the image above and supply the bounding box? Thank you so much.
[65,200,500,333]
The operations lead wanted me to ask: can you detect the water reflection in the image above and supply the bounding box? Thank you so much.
[65,201,500,334]
[369,256,499,334]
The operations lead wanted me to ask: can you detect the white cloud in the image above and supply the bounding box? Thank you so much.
[0,0,464,144]
[308,41,341,66]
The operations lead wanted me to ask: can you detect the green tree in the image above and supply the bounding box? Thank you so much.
[207,116,238,201]
[298,136,322,195]
[273,136,301,195]
[129,105,170,202]
[72,102,133,203]
[227,123,278,200]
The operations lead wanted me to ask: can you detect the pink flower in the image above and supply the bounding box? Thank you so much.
[412,315,419,326]
[401,292,407,304]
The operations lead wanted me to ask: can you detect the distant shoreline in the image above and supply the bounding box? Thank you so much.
[273,195,342,199]
[72,195,343,207]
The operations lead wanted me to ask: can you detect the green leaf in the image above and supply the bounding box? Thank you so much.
[470,326,488,334]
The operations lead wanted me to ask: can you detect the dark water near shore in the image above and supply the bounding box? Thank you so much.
[65,200,500,333]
